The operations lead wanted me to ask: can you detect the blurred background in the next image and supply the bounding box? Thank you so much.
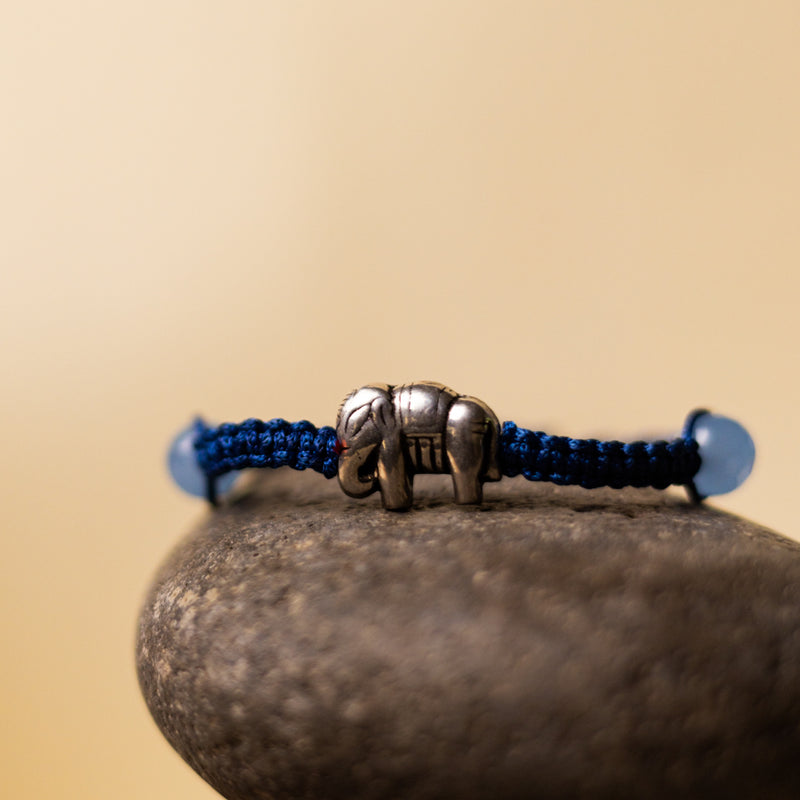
[1,2,798,798]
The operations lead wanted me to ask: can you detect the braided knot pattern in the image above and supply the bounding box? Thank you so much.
[195,418,339,479]
[499,421,700,490]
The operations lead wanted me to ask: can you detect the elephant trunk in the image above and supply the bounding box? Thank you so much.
[338,446,379,498]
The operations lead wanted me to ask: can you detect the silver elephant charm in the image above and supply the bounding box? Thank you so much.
[336,381,501,510]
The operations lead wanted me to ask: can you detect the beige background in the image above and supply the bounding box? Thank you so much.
[1,2,798,798]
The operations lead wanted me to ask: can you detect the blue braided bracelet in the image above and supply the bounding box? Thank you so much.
[168,381,755,510]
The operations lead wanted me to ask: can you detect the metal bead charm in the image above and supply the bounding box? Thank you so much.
[336,382,501,510]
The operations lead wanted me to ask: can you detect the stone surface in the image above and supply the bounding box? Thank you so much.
[137,471,800,800]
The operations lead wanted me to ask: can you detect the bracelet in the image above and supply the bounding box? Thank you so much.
[167,381,755,510]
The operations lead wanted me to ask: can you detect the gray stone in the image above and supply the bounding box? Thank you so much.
[137,471,800,800]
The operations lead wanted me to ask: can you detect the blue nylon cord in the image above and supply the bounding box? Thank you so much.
[194,418,700,492]
[499,422,700,490]
[195,419,340,480]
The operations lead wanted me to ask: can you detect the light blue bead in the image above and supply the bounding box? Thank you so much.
[691,413,755,497]
[168,423,238,499]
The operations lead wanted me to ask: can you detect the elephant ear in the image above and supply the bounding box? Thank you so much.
[343,402,375,439]
[372,395,397,435]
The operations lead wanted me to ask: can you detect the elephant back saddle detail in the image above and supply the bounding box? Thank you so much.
[336,381,501,510]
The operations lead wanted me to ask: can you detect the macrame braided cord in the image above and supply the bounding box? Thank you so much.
[500,422,700,490]
[194,419,339,481]
[194,417,701,492]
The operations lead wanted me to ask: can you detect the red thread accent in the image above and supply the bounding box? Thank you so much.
[333,438,346,455]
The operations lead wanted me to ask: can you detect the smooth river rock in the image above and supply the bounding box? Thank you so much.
[137,471,800,800]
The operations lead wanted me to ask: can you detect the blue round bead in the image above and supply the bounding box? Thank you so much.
[690,413,755,497]
[168,423,239,499]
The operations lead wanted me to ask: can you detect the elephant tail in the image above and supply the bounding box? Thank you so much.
[483,418,502,482]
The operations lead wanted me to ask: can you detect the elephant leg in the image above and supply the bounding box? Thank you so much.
[377,434,412,510]
[445,399,491,504]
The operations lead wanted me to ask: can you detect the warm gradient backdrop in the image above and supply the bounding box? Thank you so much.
[2,3,798,798]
